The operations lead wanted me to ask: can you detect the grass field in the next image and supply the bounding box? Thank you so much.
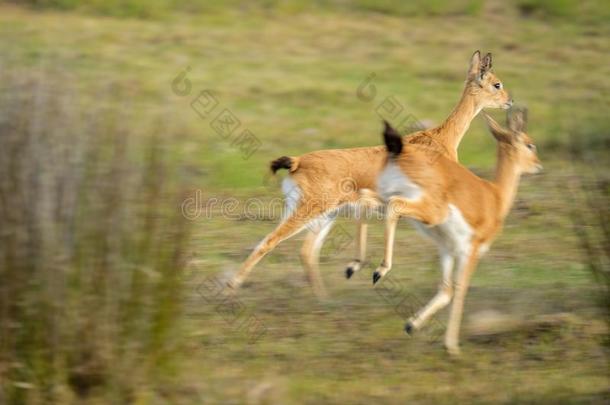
[1,1,609,403]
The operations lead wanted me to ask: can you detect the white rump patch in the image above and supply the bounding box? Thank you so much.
[377,162,423,202]
[282,177,302,220]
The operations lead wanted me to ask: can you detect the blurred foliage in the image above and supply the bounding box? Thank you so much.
[516,0,576,16]
[543,115,610,158]
[4,0,608,20]
[0,70,192,403]
[567,136,610,332]
[516,0,610,23]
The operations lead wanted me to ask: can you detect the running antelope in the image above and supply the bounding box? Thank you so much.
[227,51,513,297]
[375,108,541,355]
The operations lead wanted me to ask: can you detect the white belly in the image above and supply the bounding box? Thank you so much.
[410,204,473,256]
[378,164,473,255]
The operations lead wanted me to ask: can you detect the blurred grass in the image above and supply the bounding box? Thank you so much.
[3,0,487,18]
[0,70,193,402]
[6,0,610,21]
[0,1,609,403]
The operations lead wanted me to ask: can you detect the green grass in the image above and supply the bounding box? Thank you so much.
[8,0,610,21]
[0,2,609,403]
[2,0,488,18]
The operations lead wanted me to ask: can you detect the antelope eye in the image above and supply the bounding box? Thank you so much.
[493,82,502,90]
[526,144,536,151]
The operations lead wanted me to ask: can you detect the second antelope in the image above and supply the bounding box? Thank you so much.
[375,108,541,355]
[228,51,512,297]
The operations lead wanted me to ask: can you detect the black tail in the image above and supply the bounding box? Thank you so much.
[383,121,403,157]
[270,156,293,174]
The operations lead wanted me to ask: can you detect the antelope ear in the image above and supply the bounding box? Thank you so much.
[507,106,528,133]
[482,112,511,142]
[467,50,481,79]
[479,53,492,79]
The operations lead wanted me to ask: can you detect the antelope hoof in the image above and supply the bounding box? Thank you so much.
[345,267,355,279]
[446,344,461,357]
[404,321,415,335]
[221,285,237,299]
[372,271,382,285]
[224,278,240,294]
